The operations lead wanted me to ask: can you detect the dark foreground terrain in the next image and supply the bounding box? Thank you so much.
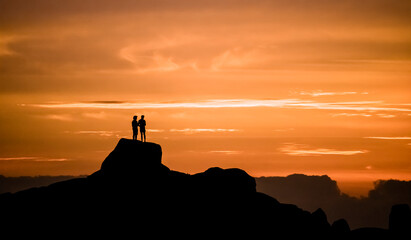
[1,139,409,238]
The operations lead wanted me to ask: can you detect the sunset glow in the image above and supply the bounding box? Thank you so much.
[1,0,410,196]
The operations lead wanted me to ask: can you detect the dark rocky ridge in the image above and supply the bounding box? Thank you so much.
[0,139,409,238]
[256,175,411,229]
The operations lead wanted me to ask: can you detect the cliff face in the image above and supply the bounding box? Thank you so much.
[0,139,407,238]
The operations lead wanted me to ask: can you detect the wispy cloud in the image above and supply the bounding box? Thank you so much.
[289,101,411,112]
[118,38,199,73]
[71,130,120,137]
[33,158,69,162]
[81,112,108,119]
[67,129,167,137]
[170,128,240,134]
[211,47,272,71]
[298,91,363,97]
[148,129,165,133]
[0,157,38,161]
[332,113,373,117]
[279,143,368,156]
[273,128,295,132]
[67,128,226,136]
[0,157,69,162]
[364,136,411,140]
[26,99,302,109]
[208,150,242,155]
[186,150,242,155]
[24,99,411,113]
[332,112,399,118]
[376,113,396,118]
[43,114,74,121]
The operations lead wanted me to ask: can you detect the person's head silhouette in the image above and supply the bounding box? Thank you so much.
[141,115,144,119]
[133,115,137,120]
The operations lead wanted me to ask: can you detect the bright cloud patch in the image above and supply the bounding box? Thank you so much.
[208,150,242,155]
[299,91,361,97]
[331,113,373,117]
[170,128,240,134]
[71,130,120,137]
[0,157,69,162]
[25,99,411,113]
[279,143,368,156]
[364,136,411,140]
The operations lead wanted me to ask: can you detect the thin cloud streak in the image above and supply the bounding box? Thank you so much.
[0,157,38,161]
[332,113,373,117]
[148,129,165,133]
[273,128,295,132]
[25,99,411,113]
[26,99,303,109]
[170,128,240,134]
[299,91,362,97]
[33,158,69,162]
[71,130,120,137]
[376,113,396,118]
[208,150,242,155]
[43,114,74,121]
[0,157,69,162]
[331,113,398,118]
[364,136,411,140]
[279,143,369,156]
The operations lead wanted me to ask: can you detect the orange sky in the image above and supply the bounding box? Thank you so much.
[1,0,410,196]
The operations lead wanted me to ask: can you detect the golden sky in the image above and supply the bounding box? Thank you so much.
[1,0,410,196]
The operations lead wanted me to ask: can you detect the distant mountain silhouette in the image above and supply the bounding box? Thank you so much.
[256,175,411,229]
[0,175,84,194]
[1,139,409,238]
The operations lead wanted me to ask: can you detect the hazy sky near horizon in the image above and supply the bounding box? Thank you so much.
[1,0,410,196]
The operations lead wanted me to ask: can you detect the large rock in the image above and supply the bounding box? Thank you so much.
[100,138,164,176]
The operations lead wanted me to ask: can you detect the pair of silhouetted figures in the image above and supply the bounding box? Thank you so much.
[132,115,146,142]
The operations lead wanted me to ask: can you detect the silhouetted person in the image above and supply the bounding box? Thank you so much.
[138,115,146,142]
[132,115,138,140]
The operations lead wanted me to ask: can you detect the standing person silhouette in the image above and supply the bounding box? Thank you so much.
[132,115,138,140]
[138,115,146,142]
